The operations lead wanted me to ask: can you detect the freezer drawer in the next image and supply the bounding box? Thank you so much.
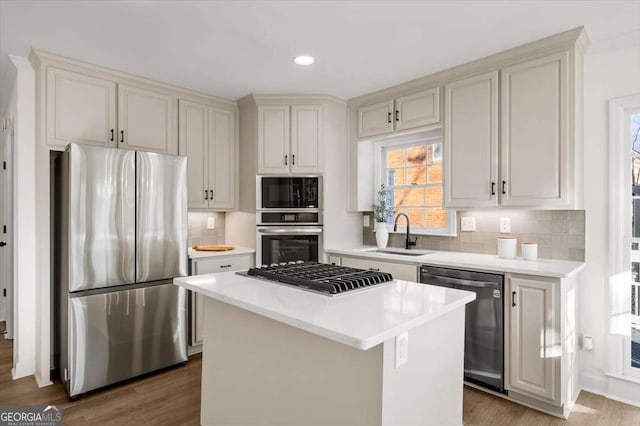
[65,284,187,396]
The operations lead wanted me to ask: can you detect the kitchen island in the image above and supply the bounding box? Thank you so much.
[174,269,475,426]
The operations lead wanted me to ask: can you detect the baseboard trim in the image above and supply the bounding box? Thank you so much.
[580,371,640,408]
[11,360,35,380]
[34,372,53,388]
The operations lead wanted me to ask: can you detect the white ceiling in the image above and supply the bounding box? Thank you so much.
[1,0,639,112]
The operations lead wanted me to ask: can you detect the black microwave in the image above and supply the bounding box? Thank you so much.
[257,176,321,210]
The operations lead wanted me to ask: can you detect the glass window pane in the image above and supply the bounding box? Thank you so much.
[408,166,426,184]
[433,143,443,163]
[386,149,405,168]
[393,188,425,208]
[407,146,426,166]
[393,207,425,228]
[388,168,406,186]
[426,208,448,228]
[426,187,442,207]
[427,163,442,184]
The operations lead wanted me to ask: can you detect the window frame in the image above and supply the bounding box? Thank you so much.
[374,132,456,237]
[608,94,640,383]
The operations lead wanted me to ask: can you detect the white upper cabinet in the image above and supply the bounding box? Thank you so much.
[46,67,117,148]
[179,99,237,210]
[118,84,177,154]
[509,276,558,403]
[357,100,394,138]
[208,108,235,209]
[257,105,290,174]
[179,100,209,209]
[291,105,323,173]
[395,88,440,131]
[501,52,568,207]
[356,89,441,139]
[257,104,323,174]
[444,71,499,208]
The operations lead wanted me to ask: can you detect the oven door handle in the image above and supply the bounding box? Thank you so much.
[258,228,323,234]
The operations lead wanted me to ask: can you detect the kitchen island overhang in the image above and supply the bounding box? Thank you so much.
[174,270,475,426]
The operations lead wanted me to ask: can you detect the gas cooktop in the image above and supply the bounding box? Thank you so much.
[242,261,394,296]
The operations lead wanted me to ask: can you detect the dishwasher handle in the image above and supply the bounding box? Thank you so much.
[420,273,500,289]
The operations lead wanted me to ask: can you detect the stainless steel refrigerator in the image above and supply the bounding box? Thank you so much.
[54,143,188,397]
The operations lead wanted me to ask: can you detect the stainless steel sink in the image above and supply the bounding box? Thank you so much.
[370,249,432,256]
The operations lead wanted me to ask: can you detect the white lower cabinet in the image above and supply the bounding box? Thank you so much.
[509,275,558,402]
[337,256,418,282]
[190,253,254,348]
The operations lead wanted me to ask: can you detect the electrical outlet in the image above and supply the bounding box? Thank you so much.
[499,217,511,233]
[583,335,593,351]
[461,216,476,231]
[207,217,216,230]
[363,215,370,227]
[395,331,409,368]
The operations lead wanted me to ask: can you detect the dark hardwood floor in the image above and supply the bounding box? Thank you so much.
[0,332,638,425]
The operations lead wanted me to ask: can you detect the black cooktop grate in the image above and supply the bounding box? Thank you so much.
[246,262,394,295]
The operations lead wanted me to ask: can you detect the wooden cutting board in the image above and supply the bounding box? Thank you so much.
[192,245,236,252]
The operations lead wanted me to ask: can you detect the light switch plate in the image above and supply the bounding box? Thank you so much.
[363,215,370,227]
[207,217,216,230]
[461,216,476,231]
[583,335,593,351]
[499,217,511,233]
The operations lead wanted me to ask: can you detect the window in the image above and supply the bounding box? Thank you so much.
[380,136,456,235]
[609,94,640,382]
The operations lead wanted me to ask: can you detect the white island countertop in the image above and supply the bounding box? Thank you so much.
[326,246,585,278]
[174,271,475,350]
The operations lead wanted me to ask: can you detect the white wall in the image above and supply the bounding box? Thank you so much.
[582,43,640,402]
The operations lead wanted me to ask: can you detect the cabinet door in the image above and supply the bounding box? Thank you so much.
[118,84,177,154]
[291,105,323,173]
[395,88,440,131]
[340,256,417,282]
[257,105,290,174]
[444,72,499,208]
[509,276,558,402]
[208,108,236,209]
[500,52,568,207]
[357,100,394,138]
[46,67,117,148]
[179,100,209,209]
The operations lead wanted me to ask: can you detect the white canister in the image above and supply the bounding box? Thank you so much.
[522,242,538,261]
[497,237,517,259]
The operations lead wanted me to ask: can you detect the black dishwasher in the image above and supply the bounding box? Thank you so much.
[420,265,505,393]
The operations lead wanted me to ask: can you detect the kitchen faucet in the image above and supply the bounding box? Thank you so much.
[393,213,418,250]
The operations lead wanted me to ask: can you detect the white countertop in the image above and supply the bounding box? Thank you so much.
[174,271,475,350]
[326,246,585,278]
[188,247,255,259]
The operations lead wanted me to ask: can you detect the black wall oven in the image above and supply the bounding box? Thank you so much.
[256,176,322,266]
[257,176,321,210]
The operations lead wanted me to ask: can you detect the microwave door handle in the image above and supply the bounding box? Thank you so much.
[258,228,322,234]
[421,273,498,289]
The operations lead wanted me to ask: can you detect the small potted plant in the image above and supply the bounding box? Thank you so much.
[372,184,392,248]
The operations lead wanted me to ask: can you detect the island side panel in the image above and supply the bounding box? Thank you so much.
[201,297,384,426]
[381,306,466,426]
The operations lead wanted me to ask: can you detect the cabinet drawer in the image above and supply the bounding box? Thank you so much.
[193,254,252,274]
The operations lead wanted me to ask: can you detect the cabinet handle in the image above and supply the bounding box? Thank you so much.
[285,155,288,166]
[110,129,114,142]
[120,130,124,143]
[502,180,507,195]
[395,110,399,122]
[511,291,517,307]
[220,264,232,269]
[209,189,214,200]
[491,182,496,196]
[204,190,208,200]
[292,154,295,165]
[387,112,392,124]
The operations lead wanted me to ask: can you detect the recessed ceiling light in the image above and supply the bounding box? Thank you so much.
[293,56,315,66]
